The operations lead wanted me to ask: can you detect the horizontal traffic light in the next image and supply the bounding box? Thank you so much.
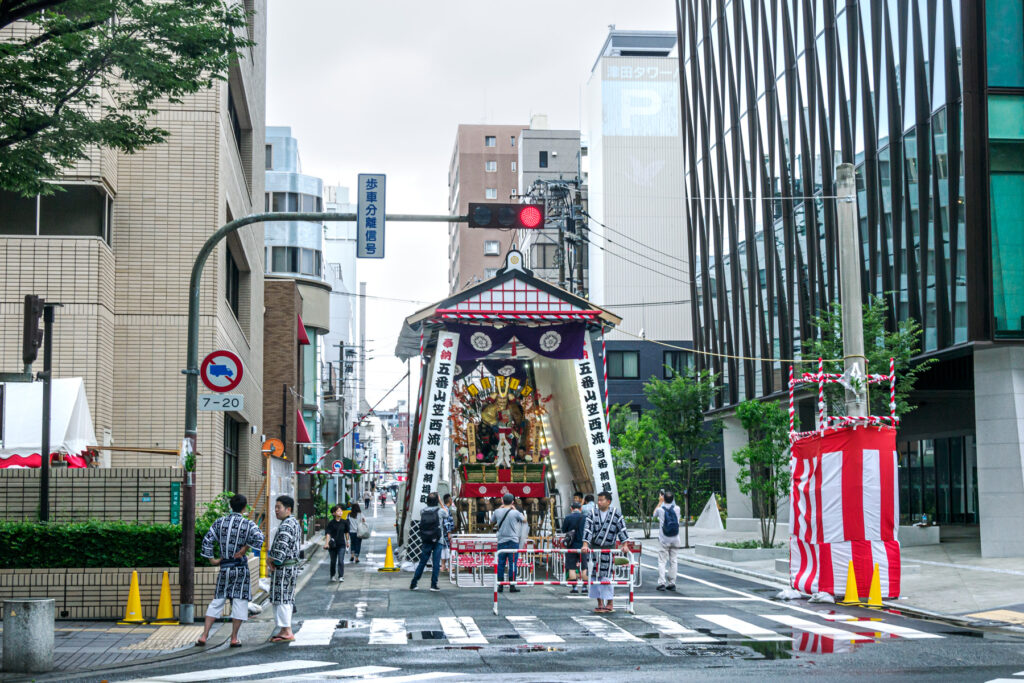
[468,203,544,230]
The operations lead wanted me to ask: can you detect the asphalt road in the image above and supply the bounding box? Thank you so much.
[89,508,1024,683]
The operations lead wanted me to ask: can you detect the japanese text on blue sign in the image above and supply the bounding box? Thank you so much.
[357,173,385,259]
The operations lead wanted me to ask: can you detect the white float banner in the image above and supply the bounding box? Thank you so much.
[574,336,619,504]
[410,330,461,514]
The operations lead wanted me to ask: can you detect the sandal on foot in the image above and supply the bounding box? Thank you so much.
[270,635,295,643]
[229,641,243,648]
[194,639,207,647]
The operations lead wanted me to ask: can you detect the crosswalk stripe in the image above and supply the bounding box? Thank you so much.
[634,614,718,643]
[290,666,400,679]
[439,617,488,644]
[369,618,408,645]
[121,660,335,682]
[827,617,944,639]
[760,614,875,641]
[506,616,565,644]
[356,674,465,682]
[572,615,642,642]
[291,618,340,646]
[696,614,789,641]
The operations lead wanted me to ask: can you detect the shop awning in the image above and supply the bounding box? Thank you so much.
[298,314,311,345]
[0,378,96,469]
[295,410,313,444]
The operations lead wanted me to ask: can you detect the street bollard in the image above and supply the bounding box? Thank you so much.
[3,598,54,673]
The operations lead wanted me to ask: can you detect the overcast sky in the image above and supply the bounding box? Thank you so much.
[265,1,677,406]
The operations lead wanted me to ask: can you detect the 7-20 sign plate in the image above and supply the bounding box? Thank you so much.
[199,394,244,411]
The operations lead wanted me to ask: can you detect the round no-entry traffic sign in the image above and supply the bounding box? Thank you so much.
[201,349,243,393]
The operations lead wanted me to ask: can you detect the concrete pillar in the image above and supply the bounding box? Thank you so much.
[973,346,1024,557]
[722,416,751,523]
[2,598,54,673]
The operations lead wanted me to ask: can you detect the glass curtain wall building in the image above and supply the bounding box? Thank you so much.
[676,0,1024,556]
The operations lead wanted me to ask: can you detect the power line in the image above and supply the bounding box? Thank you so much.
[583,211,687,264]
[585,235,692,285]
[586,229,689,276]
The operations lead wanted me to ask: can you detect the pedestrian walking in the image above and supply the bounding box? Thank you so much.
[269,495,302,642]
[561,501,588,593]
[491,493,526,593]
[581,491,628,613]
[380,491,387,508]
[409,492,449,591]
[324,505,350,582]
[196,493,264,647]
[349,502,370,563]
[581,493,597,519]
[440,493,456,572]
[653,491,683,591]
[364,492,371,510]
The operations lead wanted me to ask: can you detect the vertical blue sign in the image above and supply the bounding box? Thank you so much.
[357,173,385,259]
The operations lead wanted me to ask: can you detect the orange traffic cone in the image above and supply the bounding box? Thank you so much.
[377,538,401,572]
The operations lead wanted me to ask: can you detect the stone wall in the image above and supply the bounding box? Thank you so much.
[0,557,259,620]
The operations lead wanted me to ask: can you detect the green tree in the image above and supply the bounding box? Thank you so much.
[611,412,673,539]
[803,295,934,419]
[733,399,791,548]
[644,369,722,548]
[0,0,253,195]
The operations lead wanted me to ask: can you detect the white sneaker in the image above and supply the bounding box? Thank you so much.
[340,577,345,582]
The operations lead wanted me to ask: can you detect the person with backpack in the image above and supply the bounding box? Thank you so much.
[653,491,683,591]
[409,492,449,592]
[491,493,526,593]
[439,493,456,572]
[348,503,370,563]
[561,501,588,593]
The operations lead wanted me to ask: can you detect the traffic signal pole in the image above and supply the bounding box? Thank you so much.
[179,210,463,623]
[39,305,56,522]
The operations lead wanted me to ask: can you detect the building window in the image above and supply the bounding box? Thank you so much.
[987,0,1024,88]
[511,161,517,172]
[227,87,244,162]
[268,246,323,277]
[539,151,548,168]
[989,95,1024,337]
[485,188,498,199]
[485,135,496,147]
[510,135,516,147]
[485,160,497,172]
[532,243,558,269]
[223,415,240,493]
[484,268,498,278]
[0,185,112,242]
[607,350,639,379]
[272,192,299,212]
[663,350,692,378]
[484,240,500,255]
[226,247,241,318]
[265,144,273,170]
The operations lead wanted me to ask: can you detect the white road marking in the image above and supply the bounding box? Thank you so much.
[358,674,464,682]
[572,615,642,642]
[827,617,944,639]
[760,614,875,641]
[506,615,565,644]
[696,614,790,641]
[121,660,335,682]
[290,618,339,646]
[634,614,717,643]
[439,616,488,644]
[565,595,754,601]
[369,617,408,645]
[355,601,368,618]
[291,666,400,679]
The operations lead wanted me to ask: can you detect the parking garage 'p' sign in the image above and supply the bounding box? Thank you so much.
[200,349,244,393]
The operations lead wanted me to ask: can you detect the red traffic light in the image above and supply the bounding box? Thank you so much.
[467,203,545,230]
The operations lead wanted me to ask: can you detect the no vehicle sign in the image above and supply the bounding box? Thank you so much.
[201,349,243,393]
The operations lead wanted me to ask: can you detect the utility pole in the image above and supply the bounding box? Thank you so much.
[574,189,586,297]
[836,163,867,417]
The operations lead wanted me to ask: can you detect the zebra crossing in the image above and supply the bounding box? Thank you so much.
[288,611,942,648]
[122,662,460,682]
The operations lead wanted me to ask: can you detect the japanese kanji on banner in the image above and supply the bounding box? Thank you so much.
[574,336,618,502]
[410,330,460,512]
[789,426,901,599]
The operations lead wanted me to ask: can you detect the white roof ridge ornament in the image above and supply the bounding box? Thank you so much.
[504,249,526,273]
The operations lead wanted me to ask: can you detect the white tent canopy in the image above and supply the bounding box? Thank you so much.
[0,378,96,468]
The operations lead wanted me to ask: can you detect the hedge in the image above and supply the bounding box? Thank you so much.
[0,520,213,569]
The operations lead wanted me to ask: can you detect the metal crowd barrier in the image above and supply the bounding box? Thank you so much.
[491,548,637,615]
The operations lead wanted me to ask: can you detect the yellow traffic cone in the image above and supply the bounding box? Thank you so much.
[151,571,178,624]
[377,538,401,572]
[118,570,146,624]
[867,563,883,608]
[839,561,861,605]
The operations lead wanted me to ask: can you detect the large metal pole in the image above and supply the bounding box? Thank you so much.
[836,164,867,417]
[179,210,465,623]
[38,305,55,522]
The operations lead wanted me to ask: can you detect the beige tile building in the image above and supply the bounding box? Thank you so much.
[0,3,268,506]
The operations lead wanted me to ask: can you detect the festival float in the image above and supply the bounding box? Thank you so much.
[393,249,621,562]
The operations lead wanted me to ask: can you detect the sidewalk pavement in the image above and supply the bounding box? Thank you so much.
[0,531,327,681]
[629,524,1024,632]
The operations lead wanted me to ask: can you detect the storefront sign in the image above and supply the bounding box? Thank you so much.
[411,331,461,511]
[574,336,619,503]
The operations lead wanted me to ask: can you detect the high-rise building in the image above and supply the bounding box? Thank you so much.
[447,124,526,293]
[0,3,268,505]
[583,30,694,414]
[676,2,1024,556]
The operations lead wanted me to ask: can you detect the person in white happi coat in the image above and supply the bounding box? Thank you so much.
[269,495,302,642]
[581,491,629,613]
[196,493,264,647]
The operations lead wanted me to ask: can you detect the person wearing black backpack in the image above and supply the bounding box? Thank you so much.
[561,501,588,593]
[654,491,682,591]
[410,492,449,592]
